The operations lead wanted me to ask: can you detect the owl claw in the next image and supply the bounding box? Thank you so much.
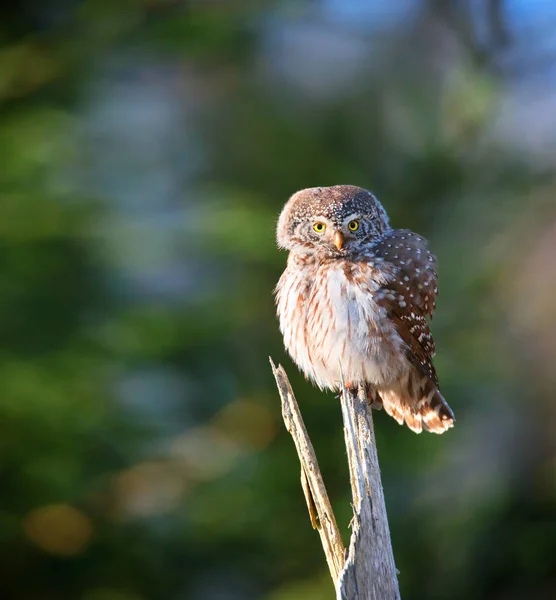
[336,383,358,401]
[366,386,384,410]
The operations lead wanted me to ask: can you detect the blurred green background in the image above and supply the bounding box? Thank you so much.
[1,1,556,599]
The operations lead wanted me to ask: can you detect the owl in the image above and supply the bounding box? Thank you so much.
[274,185,455,434]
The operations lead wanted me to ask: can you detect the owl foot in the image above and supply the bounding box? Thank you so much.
[346,387,359,398]
[336,382,358,400]
[366,386,383,411]
[336,384,383,411]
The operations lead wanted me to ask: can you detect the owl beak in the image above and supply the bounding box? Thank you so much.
[333,230,344,250]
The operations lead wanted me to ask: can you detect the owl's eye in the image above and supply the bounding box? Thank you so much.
[348,220,359,231]
[313,222,326,233]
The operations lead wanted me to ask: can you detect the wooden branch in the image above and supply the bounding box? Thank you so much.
[270,358,400,600]
[337,382,400,600]
[270,358,345,581]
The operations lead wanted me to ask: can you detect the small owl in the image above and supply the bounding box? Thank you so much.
[274,185,455,434]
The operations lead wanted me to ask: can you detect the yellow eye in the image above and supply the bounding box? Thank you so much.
[313,222,326,233]
[348,220,359,231]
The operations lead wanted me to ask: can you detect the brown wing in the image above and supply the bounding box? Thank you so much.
[363,229,454,433]
[368,229,440,385]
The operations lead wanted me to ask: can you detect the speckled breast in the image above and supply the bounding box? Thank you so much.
[276,260,405,391]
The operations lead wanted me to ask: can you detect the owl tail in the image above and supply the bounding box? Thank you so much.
[376,376,455,434]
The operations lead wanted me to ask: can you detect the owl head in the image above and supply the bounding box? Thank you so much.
[277,185,390,256]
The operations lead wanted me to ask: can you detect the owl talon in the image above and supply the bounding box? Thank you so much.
[365,386,384,410]
[337,384,358,400]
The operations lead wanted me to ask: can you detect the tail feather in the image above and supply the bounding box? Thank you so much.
[420,389,454,433]
[374,372,455,434]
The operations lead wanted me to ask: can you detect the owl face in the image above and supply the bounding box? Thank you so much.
[277,185,390,257]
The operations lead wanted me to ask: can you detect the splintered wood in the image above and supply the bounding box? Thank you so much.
[270,358,400,600]
[270,359,345,581]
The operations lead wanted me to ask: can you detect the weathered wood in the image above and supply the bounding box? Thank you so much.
[270,358,400,599]
[337,383,400,600]
[270,359,345,581]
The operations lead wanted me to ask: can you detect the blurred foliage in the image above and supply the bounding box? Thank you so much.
[1,1,556,599]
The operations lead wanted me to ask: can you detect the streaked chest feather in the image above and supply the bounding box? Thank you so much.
[276,260,406,390]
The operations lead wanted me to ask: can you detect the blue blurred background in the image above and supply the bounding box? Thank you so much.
[1,1,555,599]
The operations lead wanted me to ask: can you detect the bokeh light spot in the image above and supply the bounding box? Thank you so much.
[170,426,244,480]
[212,398,278,451]
[23,504,93,556]
[113,460,186,519]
